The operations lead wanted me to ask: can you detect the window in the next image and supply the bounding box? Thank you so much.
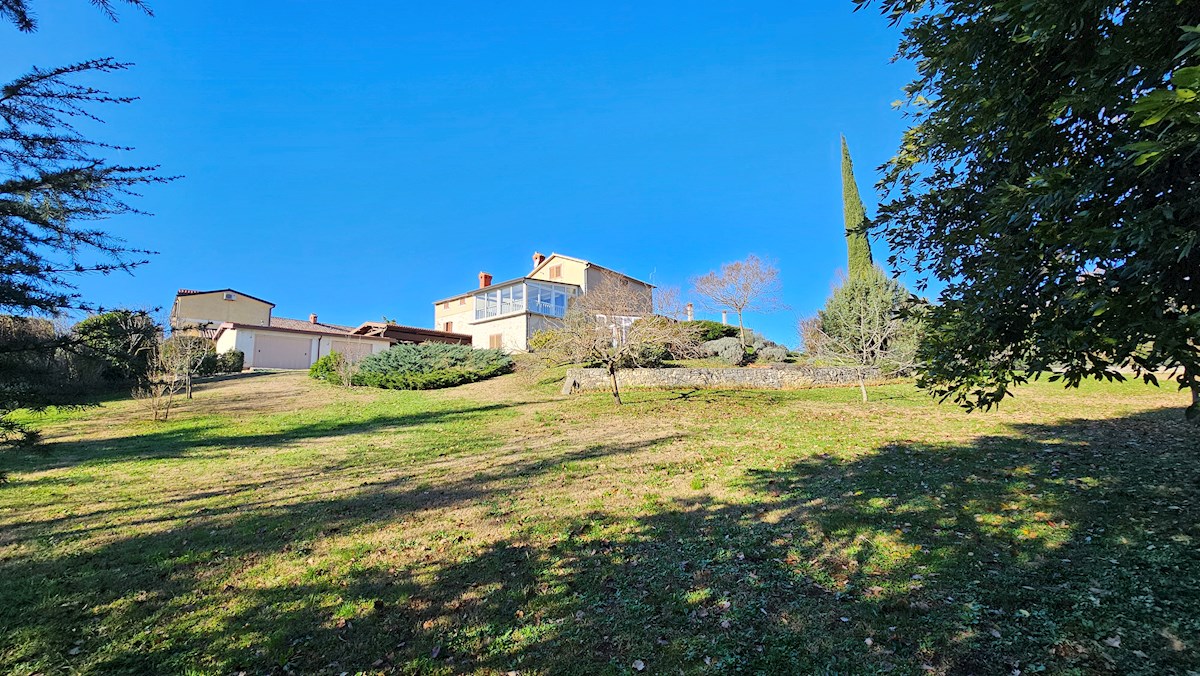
[459,298,466,306]
[527,281,572,318]
[549,264,562,280]
[489,334,503,349]
[473,281,572,320]
[444,321,453,332]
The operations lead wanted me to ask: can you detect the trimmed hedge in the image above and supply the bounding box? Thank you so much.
[355,363,512,390]
[357,342,512,376]
[312,343,514,390]
[681,320,739,342]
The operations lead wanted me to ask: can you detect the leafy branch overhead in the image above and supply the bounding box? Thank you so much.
[0,0,152,33]
[1,59,173,316]
[856,0,1200,422]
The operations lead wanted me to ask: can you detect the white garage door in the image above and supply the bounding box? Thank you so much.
[253,333,312,370]
[330,340,374,362]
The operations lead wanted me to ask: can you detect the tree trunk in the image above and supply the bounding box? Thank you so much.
[737,312,747,348]
[608,365,622,405]
[1187,365,1199,424]
[859,373,868,403]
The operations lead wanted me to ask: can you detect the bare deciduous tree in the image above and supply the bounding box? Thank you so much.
[132,334,215,419]
[536,272,700,404]
[691,254,785,348]
[330,338,370,388]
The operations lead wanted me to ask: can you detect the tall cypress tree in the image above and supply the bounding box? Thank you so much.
[841,136,874,278]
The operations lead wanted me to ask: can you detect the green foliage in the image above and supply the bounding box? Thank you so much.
[73,310,159,383]
[680,320,739,342]
[215,350,244,373]
[358,343,512,377]
[338,343,514,390]
[309,353,344,383]
[758,345,789,363]
[354,364,512,390]
[857,0,1200,419]
[808,267,920,377]
[841,136,874,279]
[702,337,746,366]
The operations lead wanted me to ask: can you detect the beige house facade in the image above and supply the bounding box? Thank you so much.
[432,252,654,353]
[170,289,391,370]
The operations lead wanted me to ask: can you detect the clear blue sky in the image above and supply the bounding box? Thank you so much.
[8,2,916,346]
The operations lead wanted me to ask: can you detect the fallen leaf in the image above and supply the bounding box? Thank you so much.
[1104,636,1121,648]
[632,659,645,671]
[430,645,442,659]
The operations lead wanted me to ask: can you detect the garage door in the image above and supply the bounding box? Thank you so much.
[329,340,375,362]
[253,333,312,369]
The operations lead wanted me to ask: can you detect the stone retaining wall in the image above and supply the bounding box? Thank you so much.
[561,366,881,394]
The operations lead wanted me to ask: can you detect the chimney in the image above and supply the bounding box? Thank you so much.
[478,271,493,288]
[532,251,546,268]
[685,302,694,321]
[721,310,728,325]
[309,313,318,324]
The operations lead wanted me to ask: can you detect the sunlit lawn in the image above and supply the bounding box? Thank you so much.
[0,371,1196,675]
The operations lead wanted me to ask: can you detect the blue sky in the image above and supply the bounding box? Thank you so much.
[8,2,915,345]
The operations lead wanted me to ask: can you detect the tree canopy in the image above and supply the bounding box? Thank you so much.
[841,136,874,279]
[857,0,1200,421]
[691,255,785,348]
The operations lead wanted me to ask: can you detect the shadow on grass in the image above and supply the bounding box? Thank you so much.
[0,402,523,474]
[1,408,1197,674]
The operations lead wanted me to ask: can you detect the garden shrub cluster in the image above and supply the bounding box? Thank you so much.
[680,320,740,342]
[312,343,514,390]
[698,331,792,365]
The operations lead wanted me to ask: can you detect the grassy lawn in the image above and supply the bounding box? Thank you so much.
[0,371,1197,675]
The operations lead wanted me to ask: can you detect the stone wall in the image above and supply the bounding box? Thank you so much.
[561,366,882,394]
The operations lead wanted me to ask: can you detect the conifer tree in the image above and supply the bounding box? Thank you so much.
[841,136,874,278]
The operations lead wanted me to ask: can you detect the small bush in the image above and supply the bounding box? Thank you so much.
[216,350,244,373]
[681,320,739,342]
[358,342,512,376]
[758,345,789,363]
[309,353,345,382]
[701,337,746,365]
[354,363,511,390]
[195,354,219,376]
[322,343,515,390]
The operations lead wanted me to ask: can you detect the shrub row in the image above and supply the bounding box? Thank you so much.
[312,343,514,390]
[680,320,740,342]
[357,342,512,376]
[198,349,244,376]
[354,363,512,390]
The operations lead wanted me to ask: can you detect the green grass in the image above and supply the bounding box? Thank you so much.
[0,372,1197,675]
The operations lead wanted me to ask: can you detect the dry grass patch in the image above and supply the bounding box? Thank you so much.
[0,372,1196,675]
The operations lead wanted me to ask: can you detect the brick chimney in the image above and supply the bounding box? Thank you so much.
[532,251,546,268]
[686,302,694,321]
[478,271,493,288]
[309,313,318,324]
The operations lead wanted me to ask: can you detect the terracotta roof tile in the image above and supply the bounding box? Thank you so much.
[269,316,355,335]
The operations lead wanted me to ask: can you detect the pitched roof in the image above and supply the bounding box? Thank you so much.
[530,252,654,288]
[174,288,276,307]
[269,316,355,335]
